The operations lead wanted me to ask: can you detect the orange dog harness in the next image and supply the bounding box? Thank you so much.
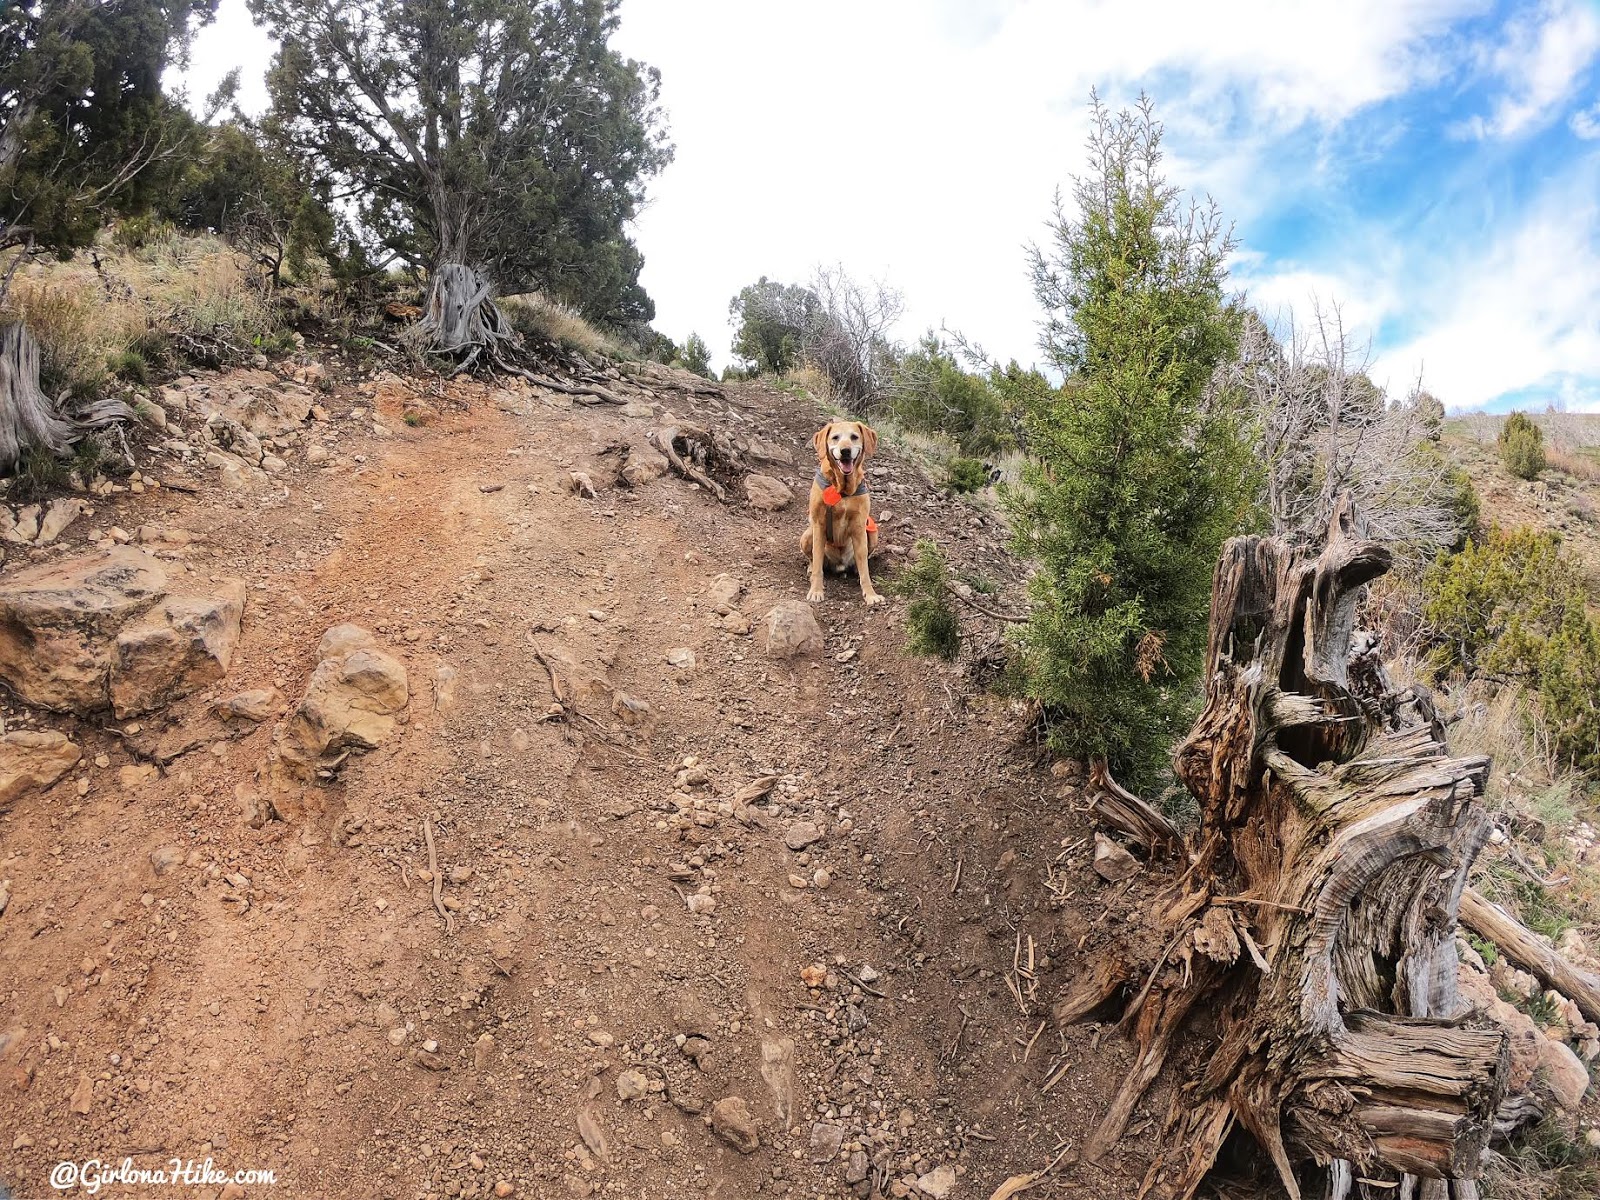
[816,470,877,537]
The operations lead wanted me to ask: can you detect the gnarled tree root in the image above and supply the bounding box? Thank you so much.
[1061,497,1523,1200]
[1,321,132,474]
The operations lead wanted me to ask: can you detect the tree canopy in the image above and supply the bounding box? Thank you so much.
[1,0,216,261]
[249,0,672,326]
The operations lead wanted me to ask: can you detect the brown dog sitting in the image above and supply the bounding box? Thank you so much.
[802,419,883,606]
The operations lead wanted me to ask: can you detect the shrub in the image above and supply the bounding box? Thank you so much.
[728,277,819,375]
[676,332,713,378]
[1498,411,1545,480]
[500,292,619,359]
[890,540,961,661]
[946,457,992,493]
[106,349,149,384]
[889,333,1014,457]
[1422,525,1600,772]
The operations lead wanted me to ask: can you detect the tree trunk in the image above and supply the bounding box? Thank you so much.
[1064,496,1523,1199]
[0,321,136,475]
[0,321,79,473]
[415,260,518,372]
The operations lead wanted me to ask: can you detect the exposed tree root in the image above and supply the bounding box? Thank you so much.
[1062,497,1527,1199]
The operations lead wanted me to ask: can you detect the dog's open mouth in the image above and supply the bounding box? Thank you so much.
[834,452,856,476]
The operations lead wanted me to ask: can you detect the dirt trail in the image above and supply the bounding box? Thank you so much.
[0,369,1155,1199]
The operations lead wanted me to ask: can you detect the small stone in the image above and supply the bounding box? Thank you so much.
[1092,832,1141,883]
[787,873,808,889]
[763,600,824,659]
[69,1072,93,1114]
[785,822,823,851]
[812,868,833,889]
[1586,1127,1600,1149]
[800,964,828,989]
[916,1165,958,1198]
[666,647,696,669]
[510,728,531,752]
[616,1069,649,1101]
[495,1183,515,1198]
[808,1121,845,1162]
[709,1095,760,1154]
[588,1030,614,1048]
[306,444,330,465]
[744,474,794,511]
[474,1033,495,1070]
[686,893,717,915]
[149,845,183,876]
[846,1149,870,1184]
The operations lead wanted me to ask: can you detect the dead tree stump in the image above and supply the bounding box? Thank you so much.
[1064,497,1517,1199]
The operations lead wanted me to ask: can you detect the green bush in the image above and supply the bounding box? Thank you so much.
[106,349,149,384]
[111,213,178,253]
[889,333,1015,457]
[1422,525,1600,771]
[728,276,819,375]
[946,457,992,493]
[890,540,961,661]
[1498,411,1545,480]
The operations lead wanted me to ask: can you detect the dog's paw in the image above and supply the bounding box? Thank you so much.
[863,591,886,607]
[807,586,825,603]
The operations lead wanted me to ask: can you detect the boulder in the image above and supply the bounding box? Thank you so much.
[763,601,824,659]
[0,731,82,805]
[2,505,40,544]
[270,624,409,783]
[1538,1036,1593,1112]
[744,473,794,511]
[0,548,171,712]
[111,581,247,717]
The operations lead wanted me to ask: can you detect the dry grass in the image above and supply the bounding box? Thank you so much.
[1546,445,1600,483]
[0,231,279,394]
[499,292,619,360]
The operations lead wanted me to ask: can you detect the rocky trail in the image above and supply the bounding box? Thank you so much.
[0,363,1161,1199]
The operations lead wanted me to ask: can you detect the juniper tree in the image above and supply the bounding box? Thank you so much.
[250,0,671,364]
[1006,93,1257,785]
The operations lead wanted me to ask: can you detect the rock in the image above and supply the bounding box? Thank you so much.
[846,1150,870,1184]
[204,413,265,465]
[201,382,314,437]
[35,498,85,545]
[785,822,823,850]
[214,687,285,722]
[269,625,409,784]
[666,647,696,670]
[709,1095,760,1154]
[1487,996,1545,1094]
[620,400,654,419]
[474,1033,495,1070]
[916,1165,958,1198]
[305,443,330,466]
[722,612,752,636]
[576,1107,610,1163]
[494,1182,515,1198]
[0,549,242,716]
[615,1069,649,1101]
[1538,1037,1592,1112]
[808,1121,845,1162]
[111,581,247,717]
[1092,832,1141,882]
[620,443,668,486]
[707,573,745,613]
[118,763,157,790]
[745,473,794,511]
[747,437,795,467]
[0,731,82,805]
[759,1038,798,1124]
[69,1072,93,1114]
[2,504,40,544]
[148,845,184,876]
[137,524,199,552]
[764,601,825,659]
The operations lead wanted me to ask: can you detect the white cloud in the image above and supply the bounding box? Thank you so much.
[1572,98,1600,138]
[1452,0,1600,140]
[1374,171,1600,411]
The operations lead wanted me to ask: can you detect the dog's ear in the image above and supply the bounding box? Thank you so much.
[859,423,878,460]
[813,424,831,465]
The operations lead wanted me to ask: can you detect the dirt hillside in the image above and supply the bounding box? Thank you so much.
[0,365,1160,1199]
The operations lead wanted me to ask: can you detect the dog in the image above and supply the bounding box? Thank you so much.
[802,419,884,606]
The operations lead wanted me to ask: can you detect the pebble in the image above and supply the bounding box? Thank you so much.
[616,1069,649,1101]
[495,1182,515,1197]
[666,647,696,669]
[784,822,823,851]
[813,868,833,889]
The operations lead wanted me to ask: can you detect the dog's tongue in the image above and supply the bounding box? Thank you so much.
[840,460,855,476]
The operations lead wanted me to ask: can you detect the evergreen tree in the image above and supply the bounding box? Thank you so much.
[1005,93,1257,784]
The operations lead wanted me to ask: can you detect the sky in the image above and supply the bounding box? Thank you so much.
[176,0,1600,413]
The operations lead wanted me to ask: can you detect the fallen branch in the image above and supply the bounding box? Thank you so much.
[648,425,728,501]
[1460,886,1600,1025]
[945,582,1028,623]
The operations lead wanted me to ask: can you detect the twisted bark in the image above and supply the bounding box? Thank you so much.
[1070,497,1519,1199]
[0,322,132,474]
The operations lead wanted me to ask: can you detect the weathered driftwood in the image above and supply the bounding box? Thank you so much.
[1,321,132,474]
[1459,887,1600,1025]
[646,422,759,504]
[1067,498,1518,1200]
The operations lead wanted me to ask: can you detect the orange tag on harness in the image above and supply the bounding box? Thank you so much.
[866,517,877,533]
[822,486,842,506]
